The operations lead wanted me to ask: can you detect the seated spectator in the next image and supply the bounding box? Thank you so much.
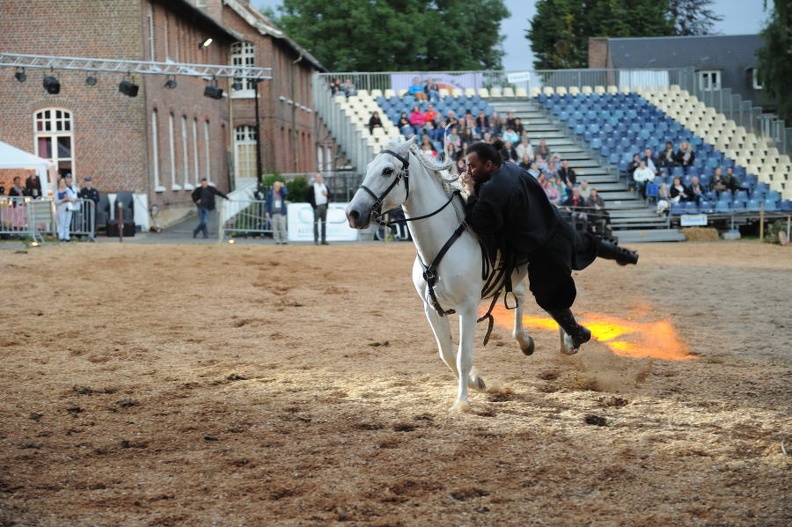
[585,188,611,235]
[688,175,707,204]
[330,77,342,96]
[632,160,655,200]
[502,127,519,145]
[500,140,519,163]
[535,139,551,160]
[534,154,547,172]
[526,162,541,179]
[454,155,467,175]
[409,105,426,136]
[423,104,438,127]
[709,166,727,196]
[557,159,577,189]
[475,111,490,135]
[512,117,525,136]
[420,135,438,157]
[674,141,695,174]
[423,78,440,102]
[543,160,559,180]
[541,176,560,207]
[658,141,676,169]
[518,154,532,171]
[670,176,693,203]
[642,147,660,176]
[492,115,508,137]
[578,179,592,200]
[626,153,641,181]
[723,166,741,194]
[408,76,426,101]
[445,126,461,161]
[515,137,534,161]
[445,109,457,127]
[396,112,412,137]
[561,186,588,232]
[656,182,671,216]
[342,78,356,98]
[368,111,383,135]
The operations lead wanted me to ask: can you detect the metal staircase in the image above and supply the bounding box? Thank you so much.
[489,98,685,243]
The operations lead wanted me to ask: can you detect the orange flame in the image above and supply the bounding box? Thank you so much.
[488,304,693,361]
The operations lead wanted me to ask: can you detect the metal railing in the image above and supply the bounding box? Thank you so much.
[1,197,96,242]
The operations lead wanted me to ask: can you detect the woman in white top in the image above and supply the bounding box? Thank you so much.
[55,175,78,242]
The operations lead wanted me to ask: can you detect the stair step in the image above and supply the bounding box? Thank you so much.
[612,228,686,243]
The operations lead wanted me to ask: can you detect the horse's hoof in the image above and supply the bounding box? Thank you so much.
[468,375,486,392]
[450,400,471,413]
[521,336,535,356]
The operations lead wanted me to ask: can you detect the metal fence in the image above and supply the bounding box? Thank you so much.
[0,197,96,242]
[220,199,271,239]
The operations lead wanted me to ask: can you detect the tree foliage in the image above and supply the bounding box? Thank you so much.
[526,0,726,70]
[667,0,723,35]
[528,0,675,70]
[269,0,510,72]
[757,0,792,121]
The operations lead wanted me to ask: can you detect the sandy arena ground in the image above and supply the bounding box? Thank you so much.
[0,239,790,526]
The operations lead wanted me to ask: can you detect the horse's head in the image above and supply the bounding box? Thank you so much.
[346,138,413,229]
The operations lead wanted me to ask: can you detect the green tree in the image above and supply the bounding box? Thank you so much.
[757,1,791,121]
[270,0,509,72]
[527,0,674,70]
[668,0,723,35]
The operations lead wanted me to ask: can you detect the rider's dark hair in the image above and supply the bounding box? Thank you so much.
[468,141,501,165]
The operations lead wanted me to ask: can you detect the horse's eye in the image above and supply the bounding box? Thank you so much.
[382,167,394,176]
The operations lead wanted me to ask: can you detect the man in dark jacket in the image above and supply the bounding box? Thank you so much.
[461,141,638,353]
[191,178,229,238]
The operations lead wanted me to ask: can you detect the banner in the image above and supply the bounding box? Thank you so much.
[287,202,359,242]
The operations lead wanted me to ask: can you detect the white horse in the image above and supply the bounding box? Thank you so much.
[346,138,535,412]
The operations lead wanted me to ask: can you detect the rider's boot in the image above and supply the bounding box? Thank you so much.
[595,237,639,266]
[548,308,592,354]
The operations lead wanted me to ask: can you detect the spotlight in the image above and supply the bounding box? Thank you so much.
[199,37,213,49]
[164,77,177,89]
[86,75,97,86]
[43,76,61,94]
[231,78,243,91]
[119,79,139,97]
[204,79,223,99]
[14,67,26,83]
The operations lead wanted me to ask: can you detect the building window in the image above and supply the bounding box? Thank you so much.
[204,120,211,182]
[181,115,192,190]
[230,42,256,96]
[698,70,721,92]
[152,109,165,192]
[192,118,200,187]
[234,125,258,181]
[752,69,763,90]
[34,109,73,178]
[168,113,180,190]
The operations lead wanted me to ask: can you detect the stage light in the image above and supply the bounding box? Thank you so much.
[85,75,97,86]
[204,78,223,99]
[164,76,177,89]
[14,67,26,83]
[119,79,139,97]
[231,78,243,91]
[43,76,60,94]
[199,37,213,49]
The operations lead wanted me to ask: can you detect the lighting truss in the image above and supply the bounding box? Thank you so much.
[0,52,272,80]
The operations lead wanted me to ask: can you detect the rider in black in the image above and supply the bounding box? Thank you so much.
[461,140,638,352]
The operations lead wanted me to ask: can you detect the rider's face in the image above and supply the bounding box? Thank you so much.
[465,152,494,183]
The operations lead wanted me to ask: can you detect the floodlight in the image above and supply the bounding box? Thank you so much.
[119,79,139,97]
[14,67,26,83]
[43,76,60,94]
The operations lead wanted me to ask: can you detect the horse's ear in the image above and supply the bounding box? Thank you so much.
[400,136,416,153]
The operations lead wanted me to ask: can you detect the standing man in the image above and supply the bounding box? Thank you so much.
[460,140,638,354]
[264,180,289,244]
[307,173,330,245]
[191,178,229,239]
[78,176,100,238]
[25,171,42,199]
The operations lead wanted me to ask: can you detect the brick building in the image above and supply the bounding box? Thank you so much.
[0,0,334,225]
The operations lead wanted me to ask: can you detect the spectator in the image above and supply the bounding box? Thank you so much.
[420,135,438,157]
[445,126,461,161]
[423,104,438,127]
[329,78,342,96]
[409,105,426,136]
[408,76,426,101]
[454,156,467,176]
[541,176,560,207]
[626,153,641,181]
[585,188,610,235]
[475,111,490,135]
[709,166,727,196]
[342,78,356,98]
[578,180,592,201]
[306,173,330,245]
[658,141,676,169]
[688,175,707,205]
[445,109,457,127]
[264,180,289,244]
[8,176,25,198]
[557,160,577,189]
[561,185,588,232]
[513,117,525,136]
[396,112,412,137]
[25,171,42,199]
[526,162,541,179]
[78,176,100,205]
[499,140,518,163]
[368,111,383,135]
[543,160,559,180]
[55,176,78,242]
[518,154,532,171]
[535,139,551,160]
[674,141,695,174]
[723,166,741,194]
[492,115,508,137]
[642,147,660,176]
[632,160,654,200]
[7,176,27,231]
[423,78,440,102]
[515,137,534,161]
[670,176,693,203]
[502,127,519,145]
[191,177,229,239]
[656,182,671,216]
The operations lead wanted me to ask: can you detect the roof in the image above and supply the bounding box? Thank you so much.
[606,34,763,71]
[0,140,52,170]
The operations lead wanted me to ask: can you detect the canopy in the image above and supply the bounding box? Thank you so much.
[0,140,53,197]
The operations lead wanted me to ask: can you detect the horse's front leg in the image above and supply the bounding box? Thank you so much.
[452,304,483,413]
[423,300,457,378]
[511,279,535,355]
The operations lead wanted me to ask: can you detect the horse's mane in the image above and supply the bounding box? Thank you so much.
[383,138,461,198]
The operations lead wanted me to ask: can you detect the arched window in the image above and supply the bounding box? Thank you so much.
[35,109,73,177]
[230,42,256,95]
[234,125,258,181]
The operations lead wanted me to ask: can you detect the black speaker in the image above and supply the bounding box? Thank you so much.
[43,76,60,94]
[204,85,224,99]
[119,80,139,97]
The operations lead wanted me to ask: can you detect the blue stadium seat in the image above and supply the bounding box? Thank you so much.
[764,198,779,212]
[745,199,762,212]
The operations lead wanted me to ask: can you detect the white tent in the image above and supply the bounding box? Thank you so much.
[0,140,54,197]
